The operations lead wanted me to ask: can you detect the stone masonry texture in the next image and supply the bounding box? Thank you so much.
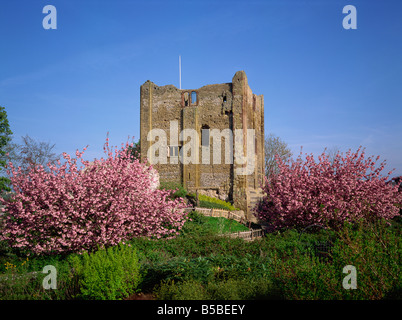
[140,71,265,219]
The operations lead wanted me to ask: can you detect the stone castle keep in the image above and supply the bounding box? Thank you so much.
[140,71,265,218]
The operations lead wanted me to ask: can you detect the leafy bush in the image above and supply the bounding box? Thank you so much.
[198,194,238,211]
[70,244,141,300]
[206,277,279,300]
[155,277,279,300]
[0,255,78,300]
[159,181,188,199]
[330,220,401,299]
[0,138,188,255]
[155,279,207,300]
[270,220,402,300]
[257,147,402,230]
[270,251,338,300]
[1,216,400,300]
[0,256,36,299]
[139,256,214,292]
[139,244,274,295]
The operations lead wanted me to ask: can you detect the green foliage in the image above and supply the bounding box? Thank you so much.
[204,217,249,234]
[70,244,141,300]
[0,254,79,300]
[0,106,12,163]
[270,219,402,300]
[127,139,140,160]
[140,256,215,291]
[180,211,215,237]
[141,252,274,296]
[207,277,279,300]
[155,279,207,300]
[0,178,11,192]
[181,211,248,236]
[0,106,12,192]
[330,220,401,299]
[155,277,279,300]
[0,256,35,299]
[270,251,338,300]
[198,194,238,211]
[140,218,402,300]
[1,208,401,300]
[159,181,188,199]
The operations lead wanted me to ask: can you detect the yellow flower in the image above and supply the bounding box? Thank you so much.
[4,262,17,270]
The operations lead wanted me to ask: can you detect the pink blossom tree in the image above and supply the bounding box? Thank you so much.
[256,147,402,230]
[0,139,188,255]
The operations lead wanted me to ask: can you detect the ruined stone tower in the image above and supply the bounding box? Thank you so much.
[140,71,265,219]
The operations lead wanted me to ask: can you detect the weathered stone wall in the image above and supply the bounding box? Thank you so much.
[140,82,183,184]
[140,71,265,218]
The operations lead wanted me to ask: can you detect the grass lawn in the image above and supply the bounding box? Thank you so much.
[202,216,249,234]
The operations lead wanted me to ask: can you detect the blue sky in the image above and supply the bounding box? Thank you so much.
[1,0,401,177]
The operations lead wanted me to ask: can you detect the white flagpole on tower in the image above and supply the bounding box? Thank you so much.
[179,55,182,89]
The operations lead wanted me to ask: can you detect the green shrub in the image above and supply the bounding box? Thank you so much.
[70,244,141,300]
[155,279,208,300]
[270,220,402,300]
[0,255,78,300]
[155,277,280,300]
[159,181,188,199]
[198,194,238,211]
[140,256,215,292]
[141,249,274,295]
[0,256,38,300]
[206,277,280,300]
[329,220,401,300]
[270,251,339,300]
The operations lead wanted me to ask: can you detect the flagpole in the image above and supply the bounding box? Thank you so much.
[179,55,182,89]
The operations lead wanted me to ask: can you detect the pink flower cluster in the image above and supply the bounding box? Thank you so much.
[0,139,188,255]
[257,147,402,230]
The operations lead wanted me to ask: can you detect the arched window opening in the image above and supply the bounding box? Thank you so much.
[201,124,210,147]
[191,91,197,105]
[183,92,189,107]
